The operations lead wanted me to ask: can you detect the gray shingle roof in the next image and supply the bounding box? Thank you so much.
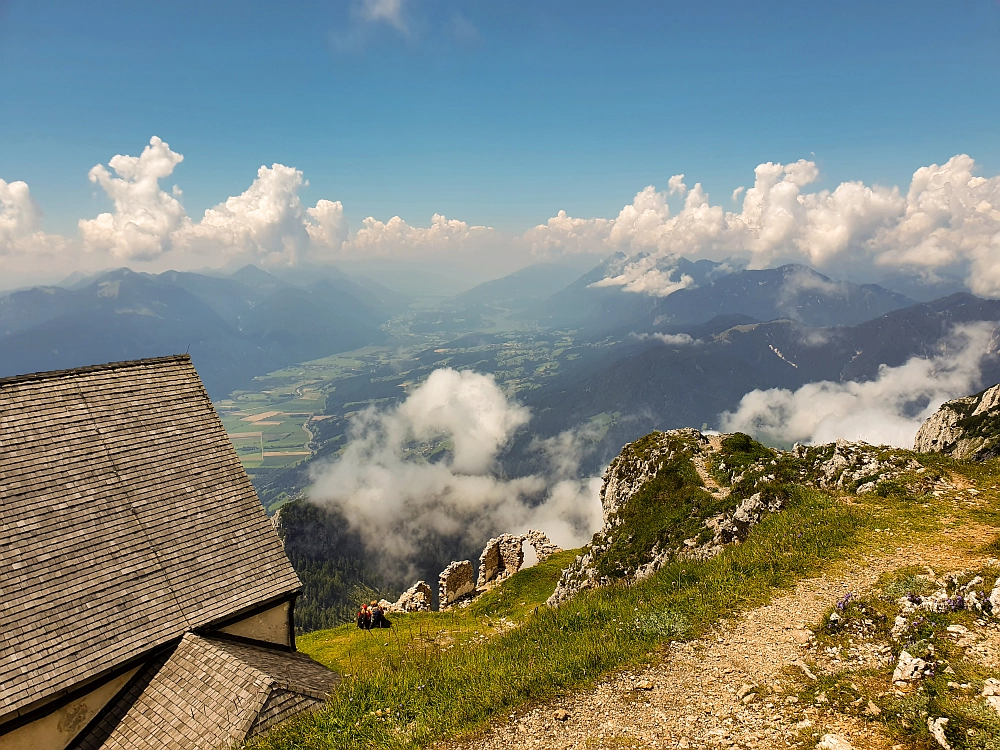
[72,634,339,750]
[0,355,302,722]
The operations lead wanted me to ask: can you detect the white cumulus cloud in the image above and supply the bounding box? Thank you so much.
[308,368,603,575]
[78,136,187,260]
[179,163,318,266]
[348,212,493,258]
[0,179,65,258]
[719,322,999,447]
[527,154,1000,297]
[62,136,495,271]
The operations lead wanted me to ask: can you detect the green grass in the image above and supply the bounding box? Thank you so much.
[251,486,879,750]
[249,446,1000,750]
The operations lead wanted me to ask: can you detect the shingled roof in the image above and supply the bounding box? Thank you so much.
[72,634,340,750]
[0,355,302,725]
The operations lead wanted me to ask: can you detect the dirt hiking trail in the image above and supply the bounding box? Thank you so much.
[441,520,999,750]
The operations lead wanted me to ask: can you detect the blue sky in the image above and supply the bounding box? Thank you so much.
[2,0,998,236]
[2,1,1000,294]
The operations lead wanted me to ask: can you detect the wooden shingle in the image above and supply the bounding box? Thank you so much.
[0,355,302,723]
[71,634,339,750]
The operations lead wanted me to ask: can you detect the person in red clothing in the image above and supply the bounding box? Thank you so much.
[356,603,372,630]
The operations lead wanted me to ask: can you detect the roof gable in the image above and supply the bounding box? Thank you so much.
[0,355,301,722]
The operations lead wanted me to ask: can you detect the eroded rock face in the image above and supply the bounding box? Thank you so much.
[439,560,475,608]
[477,534,524,589]
[600,428,708,525]
[914,383,1000,461]
[548,430,712,607]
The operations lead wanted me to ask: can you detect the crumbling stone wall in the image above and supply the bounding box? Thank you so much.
[476,534,525,589]
[523,529,562,561]
[381,581,432,613]
[438,560,475,609]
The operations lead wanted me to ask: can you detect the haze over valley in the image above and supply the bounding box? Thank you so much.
[4,0,1000,635]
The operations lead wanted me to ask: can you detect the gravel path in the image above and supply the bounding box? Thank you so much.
[441,533,993,750]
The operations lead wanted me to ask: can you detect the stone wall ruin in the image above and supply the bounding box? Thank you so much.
[476,534,524,589]
[522,529,562,562]
[475,529,563,590]
[381,581,432,613]
[438,560,475,609]
[388,529,563,613]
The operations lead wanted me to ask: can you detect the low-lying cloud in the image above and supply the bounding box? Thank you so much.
[631,332,698,346]
[719,322,999,447]
[308,368,603,578]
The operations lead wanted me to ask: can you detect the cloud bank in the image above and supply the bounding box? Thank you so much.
[720,322,999,447]
[0,136,495,284]
[5,137,1000,297]
[528,155,1000,297]
[308,368,602,577]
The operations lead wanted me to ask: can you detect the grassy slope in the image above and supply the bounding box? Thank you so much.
[252,449,1000,750]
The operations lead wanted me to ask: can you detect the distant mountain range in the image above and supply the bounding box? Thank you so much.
[1,254,990,433]
[528,255,915,336]
[506,292,1000,471]
[0,265,396,397]
[454,263,586,310]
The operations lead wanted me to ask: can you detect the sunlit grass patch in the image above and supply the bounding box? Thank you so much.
[252,487,876,750]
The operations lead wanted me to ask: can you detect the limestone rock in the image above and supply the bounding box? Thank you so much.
[522,529,561,561]
[439,560,475,609]
[732,491,782,533]
[810,440,919,492]
[477,534,524,589]
[914,383,1000,461]
[927,717,951,749]
[816,734,854,750]
[892,650,930,684]
[983,678,1000,716]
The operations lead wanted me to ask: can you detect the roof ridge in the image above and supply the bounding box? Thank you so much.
[0,354,192,387]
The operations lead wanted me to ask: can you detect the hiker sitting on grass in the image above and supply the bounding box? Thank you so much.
[370,601,391,629]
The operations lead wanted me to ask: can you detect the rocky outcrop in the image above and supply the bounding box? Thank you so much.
[794,440,920,493]
[914,383,1000,461]
[439,560,475,609]
[548,430,717,607]
[547,428,938,608]
[600,428,708,525]
[382,581,432,613]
